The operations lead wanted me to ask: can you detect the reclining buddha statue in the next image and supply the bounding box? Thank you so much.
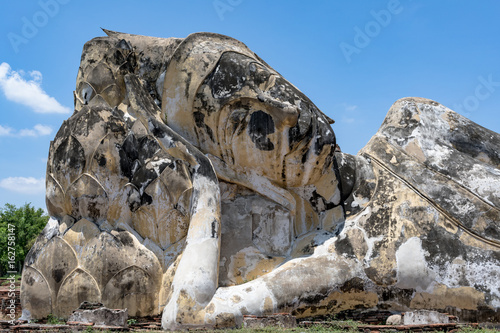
[21,30,500,329]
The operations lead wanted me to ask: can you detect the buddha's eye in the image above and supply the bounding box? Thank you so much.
[80,82,96,105]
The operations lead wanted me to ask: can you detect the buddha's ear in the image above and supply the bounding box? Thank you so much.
[335,152,357,202]
[335,152,376,217]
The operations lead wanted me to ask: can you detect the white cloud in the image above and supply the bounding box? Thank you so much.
[0,125,13,136]
[0,62,70,114]
[338,103,358,123]
[34,124,52,135]
[345,104,358,112]
[0,177,45,195]
[18,129,36,137]
[0,124,52,137]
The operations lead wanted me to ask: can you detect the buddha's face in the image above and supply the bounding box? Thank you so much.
[193,52,337,188]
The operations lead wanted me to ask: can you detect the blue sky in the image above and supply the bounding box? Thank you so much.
[1,0,500,211]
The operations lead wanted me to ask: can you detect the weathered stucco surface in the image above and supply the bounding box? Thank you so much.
[21,31,500,329]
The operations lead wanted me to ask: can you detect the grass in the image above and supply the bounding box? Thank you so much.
[126,323,498,333]
[2,313,496,333]
[45,313,65,325]
[127,318,138,325]
[129,327,498,333]
[453,328,499,333]
[1,323,493,333]
[0,274,21,286]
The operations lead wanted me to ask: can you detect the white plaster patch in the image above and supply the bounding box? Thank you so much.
[431,254,500,309]
[341,208,378,267]
[208,279,275,318]
[452,200,476,217]
[252,207,291,255]
[122,111,135,122]
[150,158,172,175]
[458,163,500,206]
[352,194,370,208]
[364,233,384,267]
[432,256,467,288]
[395,237,435,292]
[400,102,453,168]
[314,235,339,256]
[43,217,60,239]
[464,260,500,305]
[156,71,166,99]
[311,232,336,256]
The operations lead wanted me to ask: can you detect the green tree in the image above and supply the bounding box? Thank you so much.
[0,203,49,276]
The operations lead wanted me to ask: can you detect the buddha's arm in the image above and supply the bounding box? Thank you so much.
[161,157,221,330]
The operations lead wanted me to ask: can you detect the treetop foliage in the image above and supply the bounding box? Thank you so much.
[0,203,48,276]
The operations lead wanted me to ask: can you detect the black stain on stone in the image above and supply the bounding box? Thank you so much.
[116,232,134,247]
[249,62,272,87]
[26,275,35,286]
[97,154,106,167]
[364,266,397,286]
[313,112,336,155]
[85,199,104,222]
[53,136,86,174]
[301,148,310,164]
[335,236,356,258]
[156,160,169,175]
[124,280,134,292]
[106,115,127,133]
[309,190,335,214]
[301,292,328,305]
[289,109,313,150]
[122,134,139,159]
[421,227,467,266]
[150,118,166,139]
[53,268,65,284]
[193,111,204,128]
[127,189,141,212]
[193,111,215,142]
[381,287,414,303]
[184,72,192,98]
[485,225,499,240]
[137,136,161,162]
[118,134,139,180]
[131,166,157,193]
[114,49,126,66]
[340,277,365,292]
[268,75,309,107]
[449,121,500,167]
[248,110,275,151]
[336,152,356,202]
[211,219,217,238]
[196,155,218,182]
[207,52,247,99]
[141,192,153,206]
[120,51,138,74]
